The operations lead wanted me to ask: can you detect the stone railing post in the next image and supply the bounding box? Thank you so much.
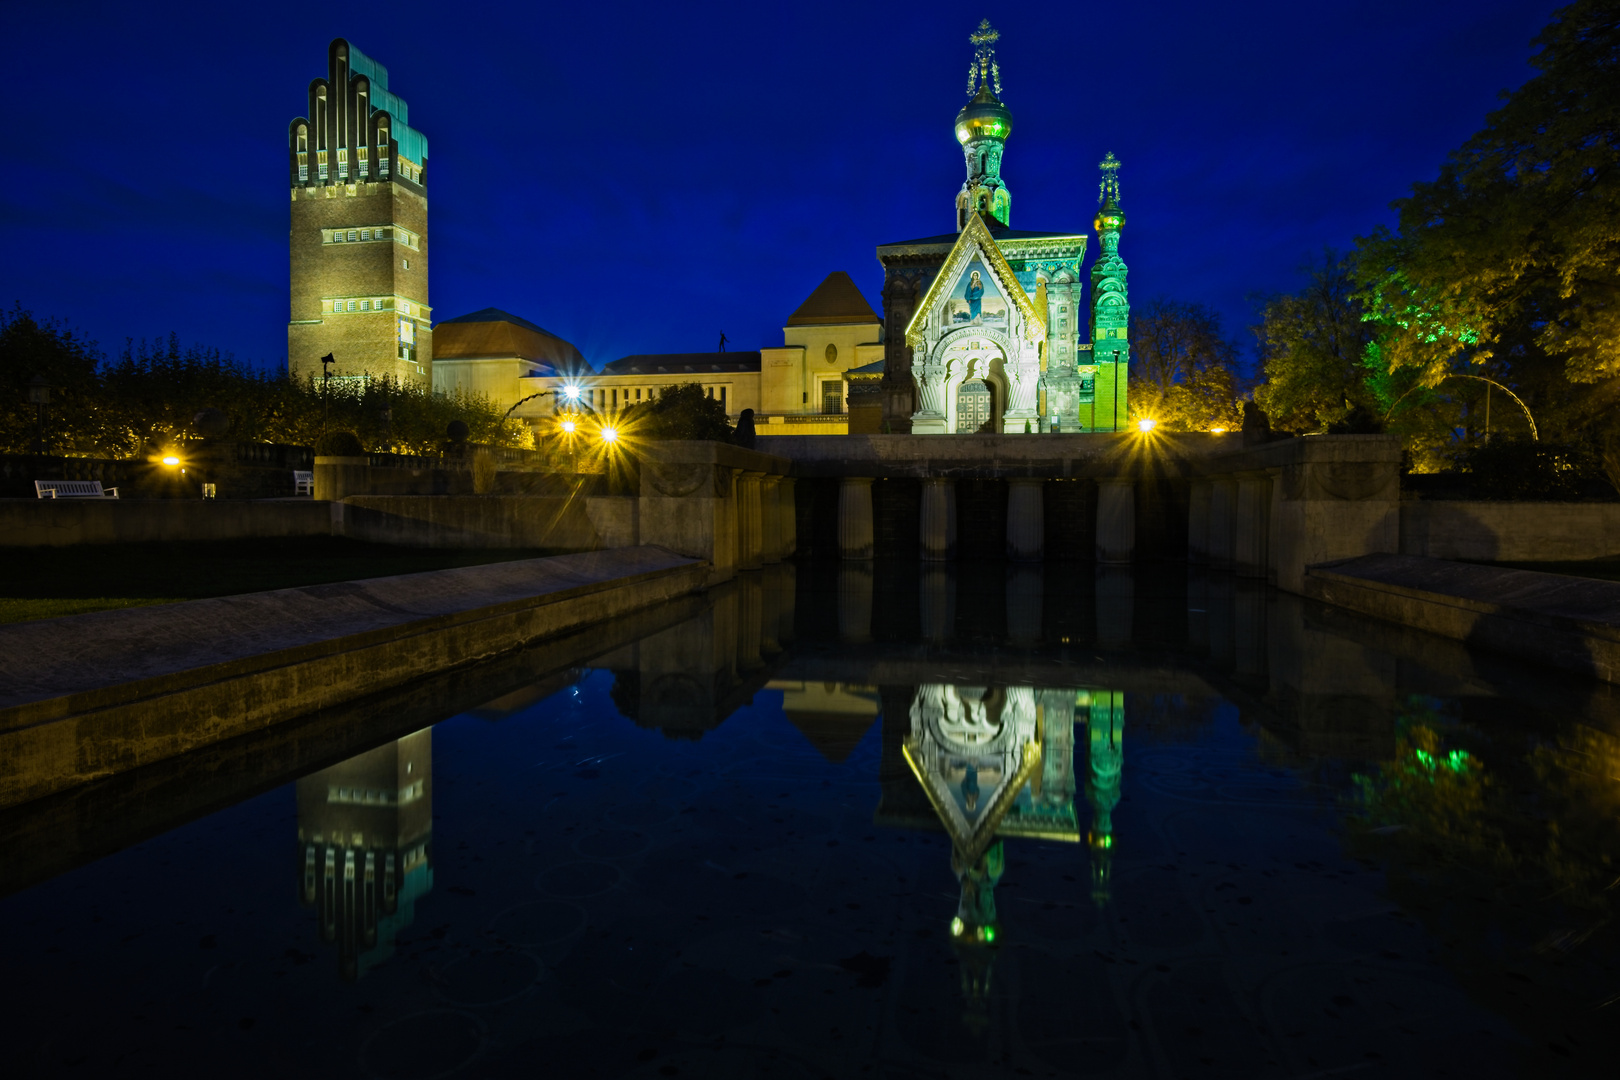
[1006,478,1045,562]
[1234,471,1272,579]
[759,474,782,564]
[1187,478,1212,565]
[1208,477,1237,570]
[919,477,956,561]
[838,563,874,641]
[777,477,797,558]
[920,565,954,643]
[737,471,764,570]
[1095,478,1135,565]
[839,477,875,560]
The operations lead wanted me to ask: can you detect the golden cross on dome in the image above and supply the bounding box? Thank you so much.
[967,19,1003,97]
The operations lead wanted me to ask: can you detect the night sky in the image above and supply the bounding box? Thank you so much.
[1,1,1563,373]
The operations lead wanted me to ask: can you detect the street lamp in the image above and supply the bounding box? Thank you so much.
[502,382,583,421]
[27,374,51,456]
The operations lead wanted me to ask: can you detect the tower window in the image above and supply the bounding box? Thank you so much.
[360,229,370,241]
[332,231,344,243]
[346,301,356,312]
[360,300,371,311]
[347,230,357,242]
[402,259,409,270]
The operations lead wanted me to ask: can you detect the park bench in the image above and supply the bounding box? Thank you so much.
[293,470,314,495]
[35,480,119,499]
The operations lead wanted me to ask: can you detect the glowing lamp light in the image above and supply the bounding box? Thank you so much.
[950,917,965,937]
[600,426,620,444]
[161,455,180,466]
[563,384,580,401]
[1137,418,1157,433]
[981,926,997,943]
[1210,427,1228,434]
[560,419,577,434]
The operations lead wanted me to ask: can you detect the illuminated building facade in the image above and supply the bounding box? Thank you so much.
[876,22,1130,434]
[287,39,432,386]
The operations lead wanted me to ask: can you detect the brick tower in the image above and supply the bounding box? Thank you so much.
[287,39,431,385]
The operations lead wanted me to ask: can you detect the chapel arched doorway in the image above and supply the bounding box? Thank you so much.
[956,379,995,433]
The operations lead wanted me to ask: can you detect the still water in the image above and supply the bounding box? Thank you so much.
[1,565,1617,1078]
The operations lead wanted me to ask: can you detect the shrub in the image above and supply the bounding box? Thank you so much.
[313,429,365,456]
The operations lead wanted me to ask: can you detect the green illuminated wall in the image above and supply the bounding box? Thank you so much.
[1089,153,1130,429]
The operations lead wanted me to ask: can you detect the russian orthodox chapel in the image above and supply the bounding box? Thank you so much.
[877,21,1130,434]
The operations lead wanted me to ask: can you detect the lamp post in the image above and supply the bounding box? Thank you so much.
[28,374,51,456]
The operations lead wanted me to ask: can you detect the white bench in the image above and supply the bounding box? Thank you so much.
[35,480,119,499]
[293,470,314,496]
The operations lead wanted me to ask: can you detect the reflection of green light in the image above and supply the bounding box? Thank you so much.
[981,926,996,943]
[1415,748,1435,770]
[1447,749,1468,772]
[950,917,964,937]
[1100,835,1113,849]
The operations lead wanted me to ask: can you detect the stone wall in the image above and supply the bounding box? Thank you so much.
[1399,501,1620,562]
[336,495,600,550]
[0,498,333,547]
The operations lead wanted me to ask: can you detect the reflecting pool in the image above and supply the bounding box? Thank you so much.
[2,565,1618,1078]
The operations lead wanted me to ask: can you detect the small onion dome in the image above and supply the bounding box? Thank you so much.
[954,84,1013,145]
[1094,201,1126,234]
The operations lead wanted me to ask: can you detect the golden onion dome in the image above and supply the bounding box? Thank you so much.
[954,84,1013,145]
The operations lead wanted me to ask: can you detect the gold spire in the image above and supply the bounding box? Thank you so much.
[966,19,1003,97]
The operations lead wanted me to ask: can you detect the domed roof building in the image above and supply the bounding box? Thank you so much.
[874,21,1132,435]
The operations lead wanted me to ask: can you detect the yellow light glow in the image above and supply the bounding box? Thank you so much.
[161,455,180,466]
[1137,418,1156,433]
[1210,427,1227,434]
[600,426,620,444]
[560,419,577,434]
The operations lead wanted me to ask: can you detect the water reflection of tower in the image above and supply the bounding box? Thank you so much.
[296,731,433,981]
[1081,690,1124,905]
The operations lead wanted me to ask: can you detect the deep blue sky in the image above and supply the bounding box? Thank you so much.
[1,0,1562,372]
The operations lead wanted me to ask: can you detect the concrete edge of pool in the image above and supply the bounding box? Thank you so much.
[1306,553,1620,684]
[0,546,709,809]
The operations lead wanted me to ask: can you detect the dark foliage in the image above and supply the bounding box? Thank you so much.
[624,383,733,441]
[313,430,365,456]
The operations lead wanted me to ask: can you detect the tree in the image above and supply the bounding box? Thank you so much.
[1125,297,1244,431]
[0,309,532,457]
[0,306,105,455]
[1355,1,1620,391]
[622,383,733,441]
[1252,249,1380,433]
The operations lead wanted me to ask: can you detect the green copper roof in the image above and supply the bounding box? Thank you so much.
[348,41,429,163]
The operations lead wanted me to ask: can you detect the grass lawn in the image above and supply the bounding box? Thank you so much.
[1489,559,1620,584]
[0,538,562,625]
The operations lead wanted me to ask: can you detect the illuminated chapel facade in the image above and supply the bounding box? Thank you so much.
[876,22,1131,435]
